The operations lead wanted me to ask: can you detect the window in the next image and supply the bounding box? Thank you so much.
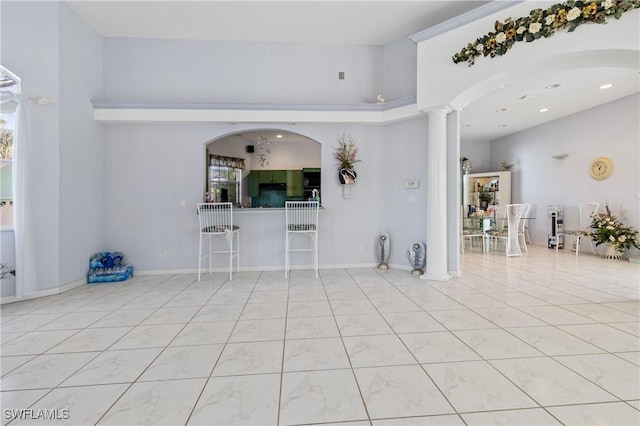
[207,155,245,204]
[0,70,16,228]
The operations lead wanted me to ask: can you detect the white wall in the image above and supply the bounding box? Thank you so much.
[382,38,417,101]
[1,0,61,294]
[58,3,105,286]
[103,38,383,104]
[0,1,105,296]
[461,139,491,173]
[102,118,434,272]
[490,94,639,256]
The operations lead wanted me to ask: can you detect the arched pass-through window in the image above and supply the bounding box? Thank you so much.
[205,130,321,208]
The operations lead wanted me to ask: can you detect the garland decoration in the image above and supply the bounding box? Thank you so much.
[452,0,640,67]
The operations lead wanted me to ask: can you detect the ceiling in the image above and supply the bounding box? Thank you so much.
[66,1,639,143]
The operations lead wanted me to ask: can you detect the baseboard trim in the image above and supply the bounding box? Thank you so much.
[1,278,86,305]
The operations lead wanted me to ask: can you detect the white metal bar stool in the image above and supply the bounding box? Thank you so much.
[285,201,319,278]
[197,202,239,281]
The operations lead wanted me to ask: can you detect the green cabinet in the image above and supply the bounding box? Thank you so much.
[248,170,289,197]
[286,170,303,196]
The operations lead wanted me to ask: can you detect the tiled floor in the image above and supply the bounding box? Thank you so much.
[1,245,639,425]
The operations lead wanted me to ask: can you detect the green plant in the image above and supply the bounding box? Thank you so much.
[333,132,360,170]
[590,204,640,251]
[452,0,640,66]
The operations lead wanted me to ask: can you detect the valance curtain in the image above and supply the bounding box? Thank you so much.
[210,155,245,170]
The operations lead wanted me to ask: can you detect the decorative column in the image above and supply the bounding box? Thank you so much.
[422,107,452,282]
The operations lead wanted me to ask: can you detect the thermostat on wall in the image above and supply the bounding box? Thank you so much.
[405,180,420,189]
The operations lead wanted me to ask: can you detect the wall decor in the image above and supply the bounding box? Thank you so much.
[452,0,640,67]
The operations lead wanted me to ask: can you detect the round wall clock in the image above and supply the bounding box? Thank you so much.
[589,157,613,180]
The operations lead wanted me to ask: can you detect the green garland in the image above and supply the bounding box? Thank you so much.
[452,0,640,67]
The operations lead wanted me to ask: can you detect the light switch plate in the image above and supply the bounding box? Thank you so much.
[405,180,419,189]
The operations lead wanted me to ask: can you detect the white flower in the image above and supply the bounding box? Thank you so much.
[602,0,614,10]
[529,22,542,34]
[495,32,506,43]
[545,14,556,25]
[567,7,581,21]
[609,235,616,242]
[607,225,614,230]
[516,26,526,34]
[475,43,484,52]
[619,235,627,242]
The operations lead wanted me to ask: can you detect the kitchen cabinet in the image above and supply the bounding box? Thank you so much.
[286,170,303,196]
[248,169,294,197]
[463,171,511,212]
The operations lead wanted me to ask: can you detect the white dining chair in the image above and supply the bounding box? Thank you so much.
[487,204,526,257]
[460,206,485,253]
[197,202,239,281]
[556,202,600,256]
[517,203,533,251]
[285,201,319,278]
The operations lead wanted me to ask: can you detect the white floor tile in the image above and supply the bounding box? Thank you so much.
[62,348,161,386]
[343,334,416,368]
[554,353,640,400]
[400,332,480,364]
[2,352,98,390]
[46,327,132,353]
[461,408,561,425]
[559,324,640,352]
[228,318,285,342]
[424,361,536,412]
[286,316,340,339]
[547,402,640,425]
[506,326,605,356]
[280,369,367,425]
[283,338,350,372]
[491,357,618,406]
[428,309,498,331]
[98,378,206,425]
[212,341,283,376]
[355,365,454,418]
[139,344,223,381]
[171,321,235,346]
[335,314,393,336]
[453,329,544,359]
[382,311,446,334]
[109,324,184,350]
[372,414,464,425]
[12,384,128,425]
[189,374,280,425]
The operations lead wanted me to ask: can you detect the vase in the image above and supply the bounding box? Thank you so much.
[338,168,357,185]
[602,243,623,259]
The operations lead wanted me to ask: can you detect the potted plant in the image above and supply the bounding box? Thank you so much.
[590,204,640,259]
[334,132,360,186]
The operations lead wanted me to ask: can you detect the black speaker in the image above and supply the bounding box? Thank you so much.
[246,145,255,153]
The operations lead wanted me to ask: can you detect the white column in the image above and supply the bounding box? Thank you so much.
[422,107,451,281]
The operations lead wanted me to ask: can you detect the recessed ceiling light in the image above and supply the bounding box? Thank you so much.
[462,124,472,128]
[599,83,614,89]
[276,134,283,138]
[539,108,550,113]
[496,108,507,113]
[288,122,297,126]
[545,84,561,89]
[497,124,508,128]
[518,94,539,100]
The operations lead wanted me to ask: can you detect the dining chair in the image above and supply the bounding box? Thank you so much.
[197,202,240,281]
[285,201,319,278]
[517,203,533,251]
[460,206,485,253]
[556,202,599,256]
[487,204,526,256]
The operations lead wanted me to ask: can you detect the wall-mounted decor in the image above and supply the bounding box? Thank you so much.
[333,132,360,199]
[452,0,640,67]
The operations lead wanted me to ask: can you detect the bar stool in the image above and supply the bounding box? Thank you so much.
[197,202,239,280]
[285,201,319,278]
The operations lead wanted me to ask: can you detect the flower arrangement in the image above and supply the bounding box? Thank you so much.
[333,132,360,170]
[452,0,640,66]
[590,204,640,252]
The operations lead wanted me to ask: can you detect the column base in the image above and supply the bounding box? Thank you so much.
[420,272,452,282]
